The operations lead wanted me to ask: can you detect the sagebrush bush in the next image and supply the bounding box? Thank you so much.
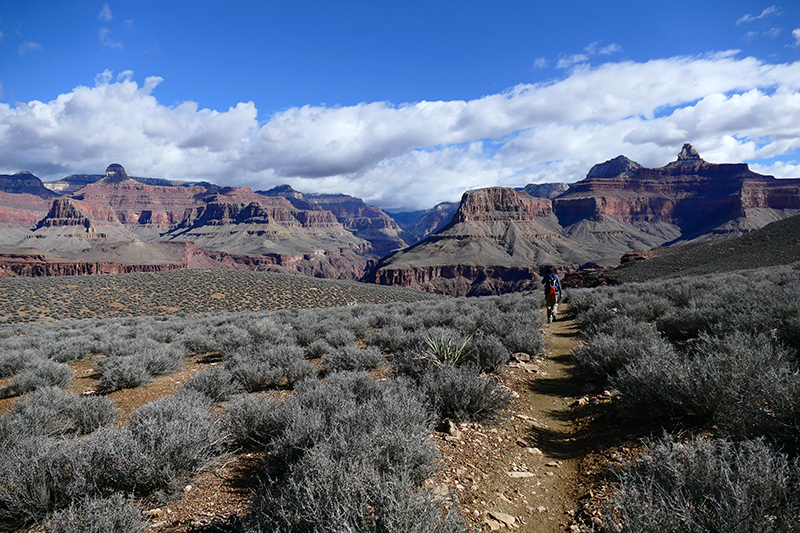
[223,393,284,448]
[0,435,93,529]
[96,356,151,393]
[5,360,74,396]
[466,334,510,374]
[244,372,465,533]
[420,364,513,422]
[43,494,146,533]
[608,437,800,533]
[91,389,223,493]
[0,387,117,445]
[571,316,674,383]
[325,345,385,373]
[612,332,800,428]
[226,344,314,391]
[183,366,239,402]
[0,349,34,378]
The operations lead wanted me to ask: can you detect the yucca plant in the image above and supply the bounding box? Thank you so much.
[424,333,473,366]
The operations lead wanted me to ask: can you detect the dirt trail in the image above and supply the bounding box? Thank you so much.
[433,311,587,532]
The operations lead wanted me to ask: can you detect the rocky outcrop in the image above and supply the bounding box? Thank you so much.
[0,172,59,199]
[553,144,800,239]
[262,186,411,257]
[518,182,570,199]
[387,202,460,243]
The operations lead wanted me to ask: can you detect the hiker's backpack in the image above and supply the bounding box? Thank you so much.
[545,273,559,298]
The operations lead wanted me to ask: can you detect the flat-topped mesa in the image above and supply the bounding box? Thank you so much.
[453,187,552,223]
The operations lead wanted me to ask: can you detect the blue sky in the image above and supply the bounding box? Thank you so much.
[1,1,800,211]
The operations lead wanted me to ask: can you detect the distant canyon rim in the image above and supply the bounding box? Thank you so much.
[1,144,799,296]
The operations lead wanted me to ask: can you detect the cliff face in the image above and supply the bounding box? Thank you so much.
[262,186,411,257]
[387,201,460,243]
[553,144,800,239]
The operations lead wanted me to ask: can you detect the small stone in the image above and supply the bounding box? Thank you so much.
[488,511,517,527]
[513,352,531,362]
[184,484,193,492]
[570,525,581,532]
[506,471,536,478]
[142,508,163,518]
[485,518,503,531]
[526,447,544,456]
[432,483,449,498]
[519,362,540,373]
[537,506,548,513]
[545,461,561,467]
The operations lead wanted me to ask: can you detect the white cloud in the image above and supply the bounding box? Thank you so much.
[737,5,779,25]
[533,57,547,69]
[99,27,122,49]
[556,54,588,69]
[18,41,41,55]
[793,28,800,47]
[1,54,800,211]
[99,4,113,21]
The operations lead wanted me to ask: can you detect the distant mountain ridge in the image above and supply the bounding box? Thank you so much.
[367,145,800,295]
[1,145,798,293]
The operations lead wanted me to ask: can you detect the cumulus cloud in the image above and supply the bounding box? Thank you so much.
[1,53,800,211]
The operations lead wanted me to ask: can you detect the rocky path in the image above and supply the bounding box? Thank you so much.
[433,311,587,532]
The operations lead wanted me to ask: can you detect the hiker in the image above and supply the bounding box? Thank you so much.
[542,266,562,323]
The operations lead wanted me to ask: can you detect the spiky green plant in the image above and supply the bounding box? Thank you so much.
[424,333,473,366]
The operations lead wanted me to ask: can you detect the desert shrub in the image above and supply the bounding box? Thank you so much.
[223,393,283,447]
[245,372,463,533]
[0,387,118,444]
[215,325,255,358]
[325,345,385,373]
[420,364,513,422]
[467,335,511,374]
[91,389,223,493]
[777,314,800,357]
[305,338,332,359]
[502,327,545,356]
[183,366,239,402]
[571,317,673,382]
[248,455,467,533]
[96,357,151,393]
[0,436,93,529]
[44,335,98,363]
[612,332,799,427]
[368,324,414,353]
[608,437,799,533]
[227,344,314,392]
[247,317,295,346]
[43,493,146,533]
[324,327,357,348]
[0,349,38,378]
[139,344,184,376]
[5,360,74,396]
[177,326,218,354]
